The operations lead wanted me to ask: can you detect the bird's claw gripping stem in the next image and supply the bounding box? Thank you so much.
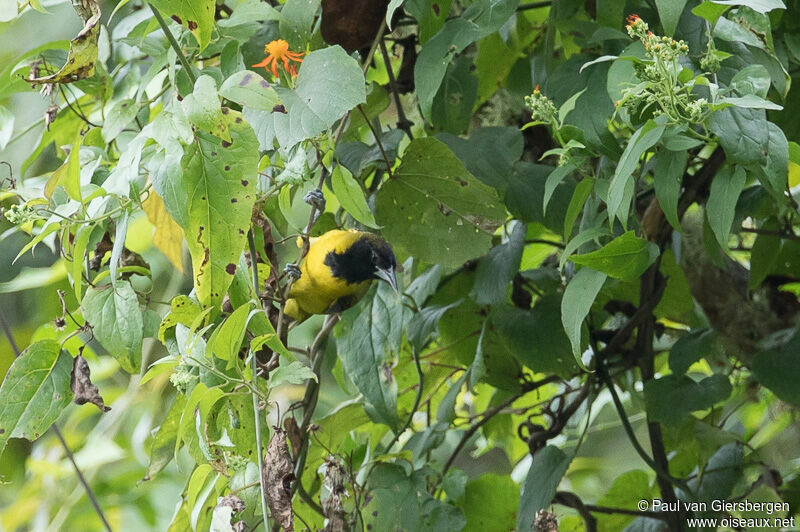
[304,188,326,211]
[284,263,302,281]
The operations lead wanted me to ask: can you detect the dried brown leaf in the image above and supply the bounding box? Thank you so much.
[70,354,110,412]
[263,429,294,531]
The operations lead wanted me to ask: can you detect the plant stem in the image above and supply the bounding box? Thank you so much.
[148,2,197,85]
[249,231,272,532]
[0,309,112,532]
[378,39,413,139]
[357,104,393,178]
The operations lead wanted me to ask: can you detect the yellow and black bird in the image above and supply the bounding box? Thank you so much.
[284,229,398,322]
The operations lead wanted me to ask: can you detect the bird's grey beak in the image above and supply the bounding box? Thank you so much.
[375,266,399,293]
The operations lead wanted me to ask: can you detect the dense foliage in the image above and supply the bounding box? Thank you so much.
[1,0,800,530]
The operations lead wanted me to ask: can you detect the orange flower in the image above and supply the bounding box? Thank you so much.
[252,39,305,78]
[626,13,641,26]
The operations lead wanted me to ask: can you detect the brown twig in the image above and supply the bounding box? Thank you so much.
[378,39,414,139]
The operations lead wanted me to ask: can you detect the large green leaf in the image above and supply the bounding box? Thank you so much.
[414,0,519,121]
[517,446,572,531]
[375,137,506,268]
[458,474,518,531]
[751,334,800,406]
[644,374,732,426]
[330,165,379,229]
[181,109,259,308]
[608,118,667,224]
[0,340,72,456]
[470,222,526,305]
[182,75,231,143]
[706,165,746,248]
[561,267,607,363]
[492,295,580,377]
[208,303,256,367]
[652,149,687,232]
[82,280,144,373]
[245,46,365,150]
[708,106,769,164]
[144,393,187,480]
[656,0,689,36]
[219,70,281,112]
[149,0,215,49]
[569,231,660,281]
[335,284,403,431]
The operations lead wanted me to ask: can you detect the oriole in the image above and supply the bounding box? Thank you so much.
[284,230,398,321]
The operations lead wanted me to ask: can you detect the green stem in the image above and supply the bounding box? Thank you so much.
[148,2,197,85]
[248,231,272,532]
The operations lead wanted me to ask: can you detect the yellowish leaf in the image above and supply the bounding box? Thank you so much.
[142,192,184,271]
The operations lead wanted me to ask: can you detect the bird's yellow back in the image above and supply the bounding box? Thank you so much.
[285,230,372,319]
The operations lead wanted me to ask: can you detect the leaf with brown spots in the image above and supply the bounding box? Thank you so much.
[181,109,258,308]
[375,137,506,268]
[28,0,101,85]
[0,340,73,457]
[149,0,215,49]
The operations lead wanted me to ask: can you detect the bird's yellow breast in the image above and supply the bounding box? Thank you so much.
[286,230,372,318]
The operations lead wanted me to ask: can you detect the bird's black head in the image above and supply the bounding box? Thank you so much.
[324,233,398,291]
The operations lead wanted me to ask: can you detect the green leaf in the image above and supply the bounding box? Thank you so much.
[414,0,519,121]
[0,104,14,150]
[748,221,782,289]
[751,334,800,406]
[708,106,768,164]
[407,300,463,352]
[558,88,587,124]
[437,127,523,191]
[430,55,478,134]
[652,150,687,232]
[219,70,281,111]
[644,374,732,426]
[149,0,215,49]
[144,393,186,480]
[709,0,784,13]
[564,178,594,238]
[458,474,518,531]
[245,46,366,150]
[208,303,256,366]
[405,0,453,43]
[71,224,93,304]
[692,1,730,24]
[669,328,718,375]
[656,0,689,36]
[715,95,783,110]
[27,3,101,85]
[181,109,259,308]
[706,165,746,249]
[561,267,607,363]
[543,164,576,214]
[330,165,379,229]
[493,295,580,377]
[0,340,72,456]
[570,231,660,280]
[279,0,320,49]
[386,0,405,28]
[470,222,526,305]
[82,280,144,373]
[596,470,653,530]
[505,162,577,233]
[436,373,466,424]
[757,122,789,195]
[517,446,572,531]
[729,65,771,97]
[335,284,403,431]
[608,118,666,224]
[375,137,506,268]
[102,99,140,143]
[182,75,231,143]
[269,361,318,386]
